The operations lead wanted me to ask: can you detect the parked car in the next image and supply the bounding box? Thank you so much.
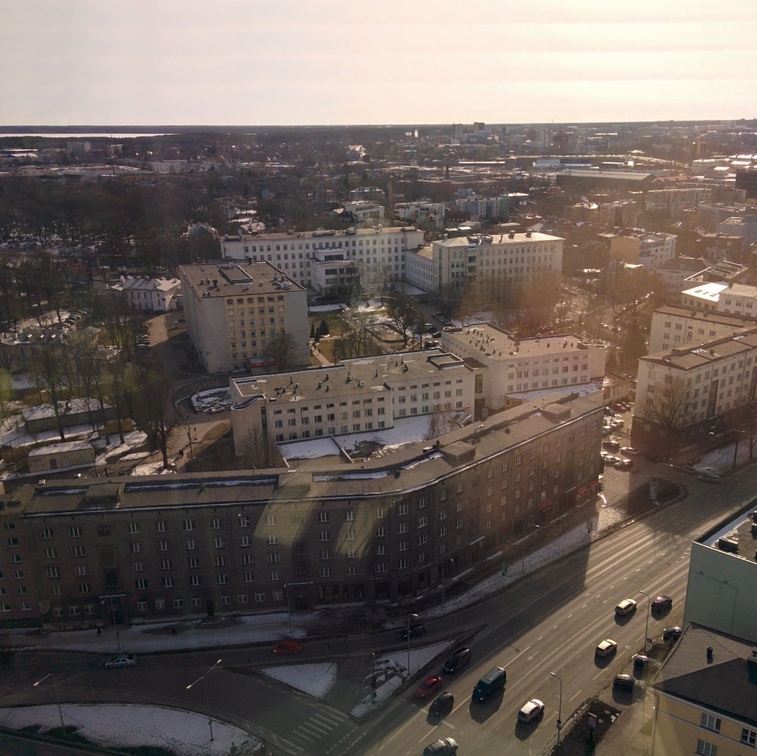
[614,458,634,471]
[595,639,618,658]
[442,647,471,674]
[104,654,137,669]
[603,439,620,451]
[429,692,455,717]
[615,598,638,617]
[613,673,635,692]
[517,698,545,723]
[415,675,443,700]
[663,626,683,641]
[697,473,721,483]
[620,446,639,456]
[399,623,426,640]
[272,640,302,655]
[652,595,673,612]
[633,654,651,670]
[423,737,458,756]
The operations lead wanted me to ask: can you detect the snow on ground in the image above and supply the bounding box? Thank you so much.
[0,703,261,756]
[263,662,338,699]
[279,436,341,460]
[690,438,754,474]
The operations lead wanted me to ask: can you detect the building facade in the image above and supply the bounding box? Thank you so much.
[110,276,182,312]
[178,262,309,374]
[648,305,755,354]
[0,392,603,627]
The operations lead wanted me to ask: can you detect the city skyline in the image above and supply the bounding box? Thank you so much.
[2,0,755,127]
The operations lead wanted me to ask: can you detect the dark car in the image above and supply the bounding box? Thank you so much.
[663,626,683,641]
[633,654,650,670]
[613,673,635,692]
[442,647,471,674]
[272,640,302,655]
[423,737,458,756]
[652,595,673,612]
[429,692,454,717]
[399,623,426,640]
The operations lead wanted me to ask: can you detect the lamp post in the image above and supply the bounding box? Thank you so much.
[522,523,540,573]
[639,590,651,653]
[284,580,313,634]
[99,593,125,652]
[33,673,65,735]
[186,658,222,742]
[550,671,563,751]
[406,612,419,678]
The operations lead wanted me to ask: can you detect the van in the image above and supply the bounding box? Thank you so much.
[472,666,506,702]
[717,537,739,553]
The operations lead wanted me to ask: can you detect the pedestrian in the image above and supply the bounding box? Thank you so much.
[97,627,102,635]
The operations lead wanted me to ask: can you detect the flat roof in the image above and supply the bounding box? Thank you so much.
[178,261,304,298]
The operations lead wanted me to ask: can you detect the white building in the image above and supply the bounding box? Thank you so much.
[716,282,757,317]
[404,245,435,294]
[394,201,446,229]
[230,350,476,453]
[416,231,563,295]
[177,262,309,374]
[439,324,605,412]
[110,276,182,312]
[653,257,709,302]
[220,226,424,291]
[718,215,757,246]
[679,282,729,311]
[605,229,677,270]
[343,201,385,226]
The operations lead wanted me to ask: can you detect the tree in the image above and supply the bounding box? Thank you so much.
[30,346,75,441]
[642,376,691,454]
[385,293,422,348]
[265,332,296,370]
[131,362,178,469]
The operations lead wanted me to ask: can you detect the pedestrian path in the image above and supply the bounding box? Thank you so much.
[286,709,352,754]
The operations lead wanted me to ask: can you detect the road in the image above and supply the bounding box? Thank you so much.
[4,466,753,756]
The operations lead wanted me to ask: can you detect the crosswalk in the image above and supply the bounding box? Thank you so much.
[279,708,354,754]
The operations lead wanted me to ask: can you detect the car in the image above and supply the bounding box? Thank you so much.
[633,654,650,669]
[429,692,454,717]
[272,640,302,655]
[603,454,621,466]
[423,736,458,756]
[652,595,673,612]
[615,598,638,617]
[697,473,721,483]
[614,458,634,471]
[663,626,683,641]
[415,675,443,700]
[620,446,639,456]
[613,673,635,692]
[595,639,618,658]
[104,654,137,669]
[610,417,624,428]
[399,623,426,640]
[517,698,545,723]
[442,646,471,674]
[603,439,620,451]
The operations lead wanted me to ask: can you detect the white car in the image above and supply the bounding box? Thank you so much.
[104,654,137,669]
[615,598,638,616]
[595,639,618,658]
[518,698,545,723]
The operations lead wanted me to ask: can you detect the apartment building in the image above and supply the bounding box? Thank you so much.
[644,187,711,218]
[596,199,639,230]
[0,391,603,626]
[220,226,424,291]
[230,350,477,451]
[439,324,605,413]
[177,262,309,374]
[404,245,435,293]
[652,625,757,756]
[648,305,755,354]
[717,282,757,317]
[654,257,709,302]
[394,202,446,229]
[110,276,182,312]
[632,328,757,451]
[605,229,677,271]
[422,231,564,295]
[697,203,749,232]
[454,195,526,221]
[718,215,757,246]
[343,201,385,226]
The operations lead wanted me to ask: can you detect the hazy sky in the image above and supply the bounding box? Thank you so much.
[2,0,755,126]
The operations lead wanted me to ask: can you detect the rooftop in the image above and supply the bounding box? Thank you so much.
[178,261,304,298]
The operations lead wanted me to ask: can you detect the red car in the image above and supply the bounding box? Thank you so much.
[272,640,302,655]
[415,675,443,699]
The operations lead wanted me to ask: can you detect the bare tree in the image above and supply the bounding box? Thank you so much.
[385,293,422,348]
[240,426,275,469]
[131,362,178,469]
[642,376,692,455]
[30,346,75,441]
[265,332,296,370]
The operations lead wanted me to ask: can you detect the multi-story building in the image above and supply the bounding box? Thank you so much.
[439,324,605,413]
[654,257,709,302]
[716,282,757,317]
[632,327,757,452]
[697,203,749,232]
[680,282,730,311]
[220,226,424,291]
[644,187,711,218]
[394,202,446,229]
[421,231,564,296]
[454,195,526,221]
[404,245,435,293]
[718,215,757,246]
[648,304,755,354]
[230,349,477,451]
[605,229,677,271]
[109,276,182,312]
[597,199,639,230]
[177,262,309,374]
[343,201,384,226]
[0,391,603,626]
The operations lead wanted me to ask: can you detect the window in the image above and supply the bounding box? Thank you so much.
[741,728,757,747]
[183,519,195,531]
[156,521,167,533]
[130,542,142,554]
[128,522,140,534]
[215,556,227,567]
[700,713,721,732]
[74,565,87,576]
[161,577,174,588]
[135,579,148,590]
[97,524,111,537]
[159,559,172,570]
[214,537,224,548]
[69,526,82,538]
[72,545,85,557]
[185,539,196,550]
[133,561,144,572]
[158,540,170,552]
[11,554,21,563]
[696,740,717,756]
[40,528,53,539]
[43,547,57,559]
[212,517,222,530]
[240,535,251,547]
[79,583,91,594]
[190,576,201,587]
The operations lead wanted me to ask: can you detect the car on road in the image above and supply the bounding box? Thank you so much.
[652,595,673,612]
[620,446,639,456]
[104,654,137,669]
[595,639,618,658]
[615,598,638,617]
[429,692,454,717]
[663,626,683,641]
[633,654,651,670]
[697,473,721,483]
[423,736,458,756]
[399,623,426,640]
[613,673,635,692]
[272,640,302,655]
[415,675,443,700]
[517,698,545,723]
[602,439,620,451]
[614,458,634,471]
[442,647,471,674]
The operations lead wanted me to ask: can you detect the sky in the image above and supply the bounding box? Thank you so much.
[1,0,755,127]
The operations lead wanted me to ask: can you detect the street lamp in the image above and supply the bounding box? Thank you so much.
[522,523,540,573]
[33,673,65,736]
[406,612,419,678]
[550,671,563,751]
[186,658,222,742]
[99,593,125,652]
[639,590,651,653]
